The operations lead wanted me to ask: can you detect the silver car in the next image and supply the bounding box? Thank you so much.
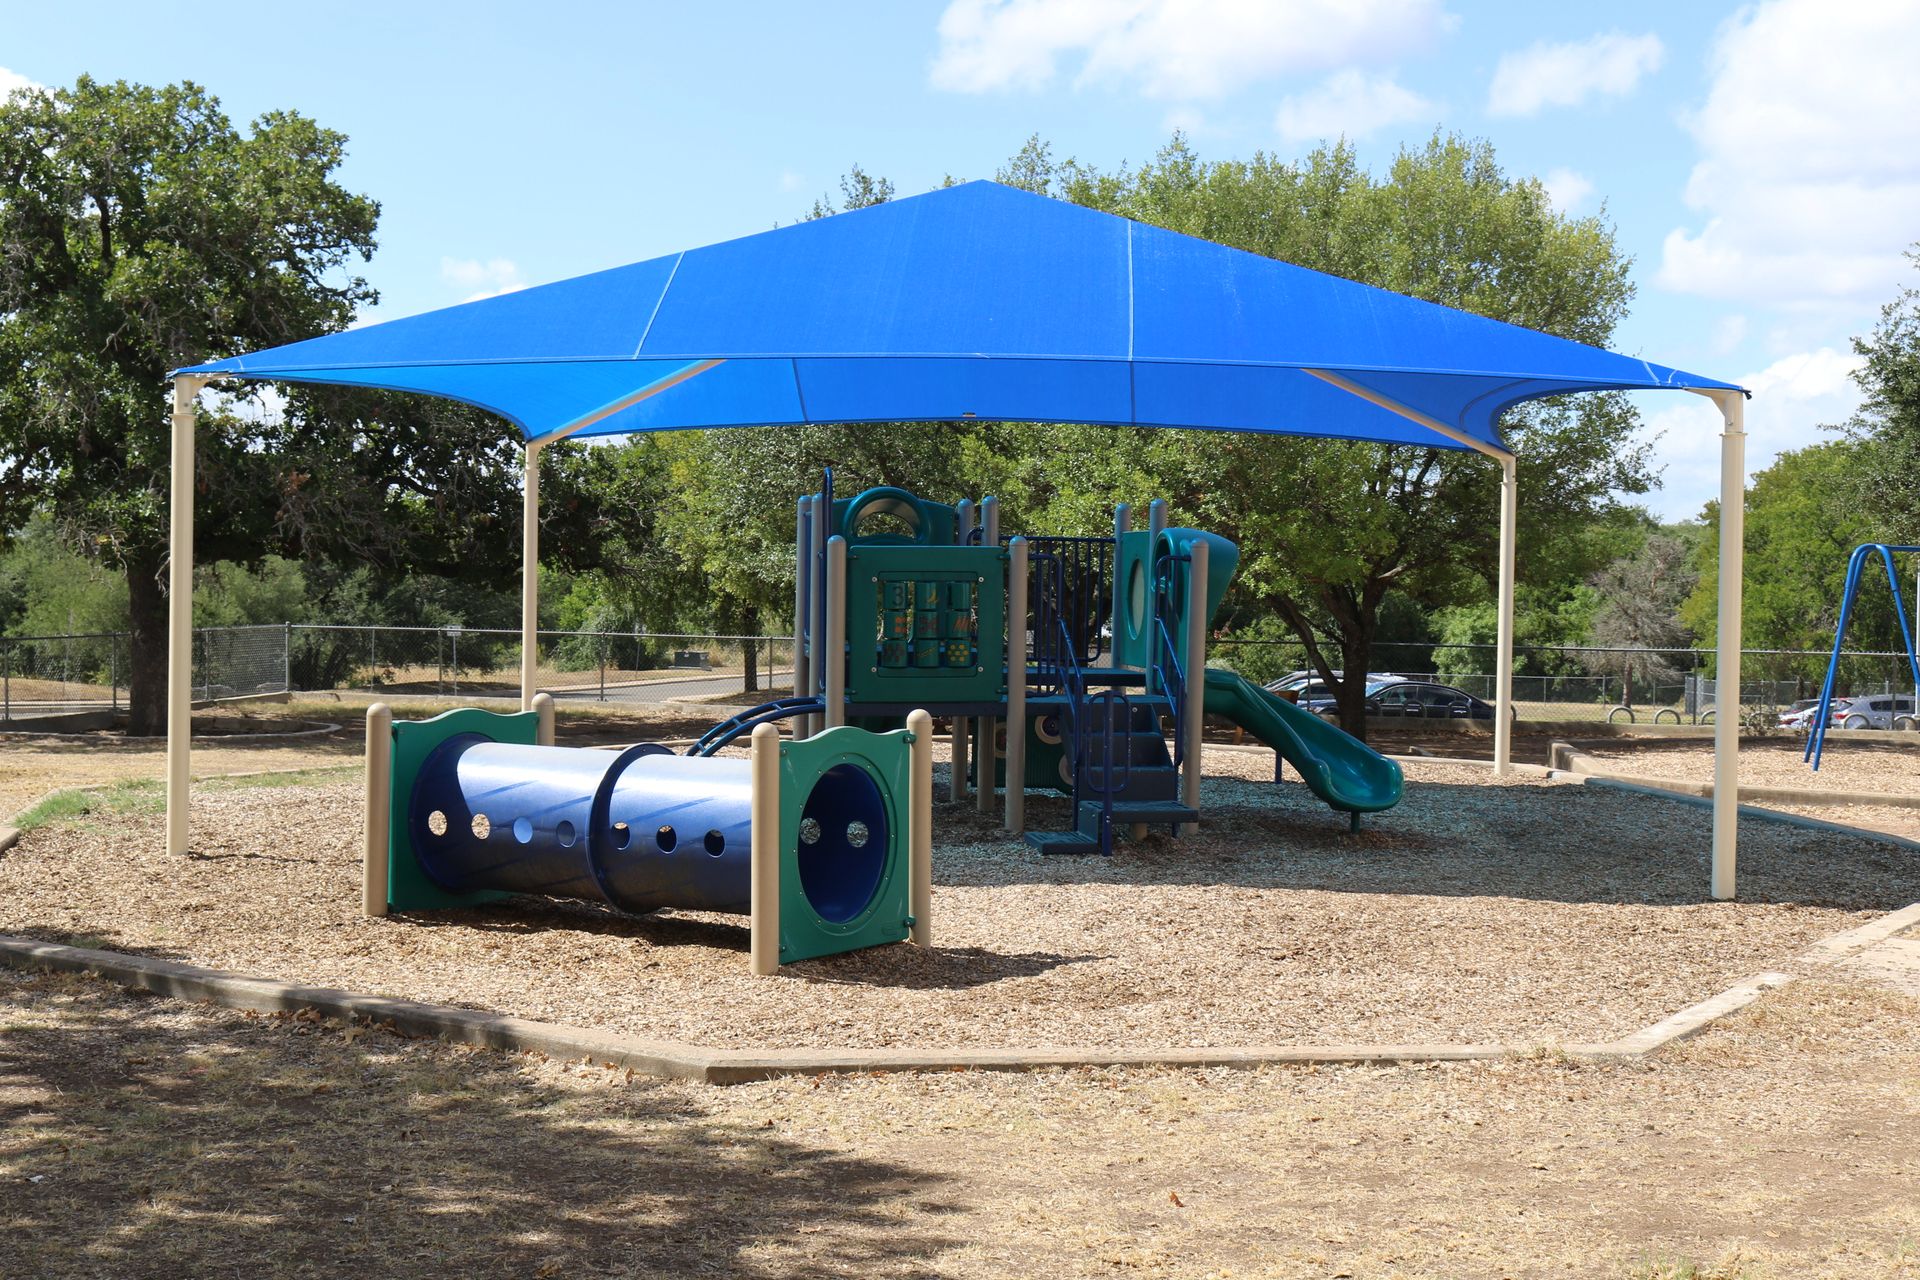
[1833,695,1918,730]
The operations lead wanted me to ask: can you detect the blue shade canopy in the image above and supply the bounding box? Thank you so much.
[178,181,1739,452]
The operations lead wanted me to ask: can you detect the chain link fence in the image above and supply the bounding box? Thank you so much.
[4,622,1915,727]
[1207,638,1920,726]
[287,625,793,709]
[0,631,130,722]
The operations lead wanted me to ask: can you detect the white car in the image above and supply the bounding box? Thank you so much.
[1779,698,1841,730]
[1833,695,1918,730]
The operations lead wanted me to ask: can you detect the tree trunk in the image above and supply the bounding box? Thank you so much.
[124,546,171,736]
[1334,626,1374,742]
[740,606,760,694]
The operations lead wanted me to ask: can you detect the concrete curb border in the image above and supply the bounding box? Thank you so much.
[1580,777,1920,852]
[0,919,1892,1085]
[1549,742,1920,810]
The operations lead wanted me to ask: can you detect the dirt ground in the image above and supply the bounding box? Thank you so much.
[2,963,1917,1279]
[1575,737,1920,796]
[0,700,722,821]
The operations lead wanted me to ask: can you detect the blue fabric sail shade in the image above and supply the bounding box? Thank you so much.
[177,181,1740,452]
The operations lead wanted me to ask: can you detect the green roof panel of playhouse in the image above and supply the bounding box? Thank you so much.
[178,180,1740,453]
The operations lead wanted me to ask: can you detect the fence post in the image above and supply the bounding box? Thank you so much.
[599,637,607,702]
[283,622,292,694]
[110,639,118,712]
[3,642,8,724]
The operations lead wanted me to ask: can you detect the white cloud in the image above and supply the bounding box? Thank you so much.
[1634,347,1865,519]
[1541,167,1595,214]
[0,65,46,101]
[1709,314,1748,356]
[1273,71,1433,143]
[779,170,806,193]
[1658,0,1920,309]
[440,256,527,302]
[1486,31,1664,117]
[930,0,1455,100]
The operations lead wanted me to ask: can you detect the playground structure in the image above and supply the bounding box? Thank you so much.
[362,694,934,974]
[1806,542,1920,771]
[695,474,1404,855]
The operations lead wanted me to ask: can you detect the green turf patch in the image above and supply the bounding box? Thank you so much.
[203,765,358,791]
[13,780,165,832]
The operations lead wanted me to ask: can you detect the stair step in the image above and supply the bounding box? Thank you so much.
[1024,829,1106,855]
[1084,799,1199,827]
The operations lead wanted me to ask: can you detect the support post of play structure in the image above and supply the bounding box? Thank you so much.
[1180,537,1208,835]
[1494,455,1518,777]
[166,374,211,859]
[952,500,974,802]
[533,691,554,746]
[1005,537,1028,833]
[520,440,542,711]
[1704,388,1747,900]
[363,702,392,918]
[907,708,934,948]
[793,495,811,736]
[748,722,781,975]
[823,535,847,729]
[977,496,1000,815]
[805,493,825,737]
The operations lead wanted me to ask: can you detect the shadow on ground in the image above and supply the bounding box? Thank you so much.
[0,968,964,1279]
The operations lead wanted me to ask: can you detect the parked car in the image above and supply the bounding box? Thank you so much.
[1779,697,1839,730]
[1832,694,1917,730]
[1298,679,1499,721]
[1263,670,1408,702]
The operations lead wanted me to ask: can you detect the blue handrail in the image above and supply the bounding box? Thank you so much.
[686,696,825,757]
[1806,542,1920,770]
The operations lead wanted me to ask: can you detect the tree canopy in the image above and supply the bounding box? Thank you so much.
[0,77,379,730]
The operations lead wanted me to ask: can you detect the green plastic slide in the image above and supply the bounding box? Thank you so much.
[1201,668,1404,815]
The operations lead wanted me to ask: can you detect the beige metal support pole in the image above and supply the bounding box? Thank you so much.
[793,495,810,735]
[1493,456,1518,776]
[519,440,543,711]
[1004,538,1028,833]
[977,496,999,815]
[907,708,934,948]
[748,722,782,975]
[363,703,392,918]
[166,375,210,859]
[952,501,974,802]
[1180,539,1208,836]
[823,536,847,729]
[1706,389,1747,900]
[533,691,554,746]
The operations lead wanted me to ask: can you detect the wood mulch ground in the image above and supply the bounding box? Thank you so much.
[3,742,1916,1053]
[3,962,1917,1279]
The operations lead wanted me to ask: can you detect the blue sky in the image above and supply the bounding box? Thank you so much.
[6,0,1916,519]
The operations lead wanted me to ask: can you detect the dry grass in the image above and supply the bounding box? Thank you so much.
[4,745,1919,1053]
[3,965,1918,1279]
